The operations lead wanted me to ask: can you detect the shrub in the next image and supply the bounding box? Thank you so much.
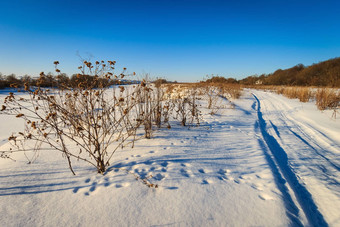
[1,61,145,174]
[315,88,340,111]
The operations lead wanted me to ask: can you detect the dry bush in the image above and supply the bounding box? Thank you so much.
[222,84,243,99]
[0,61,147,175]
[130,80,154,139]
[204,85,220,110]
[296,87,313,102]
[162,83,201,126]
[273,86,312,102]
[173,93,200,126]
[153,81,164,128]
[315,88,340,112]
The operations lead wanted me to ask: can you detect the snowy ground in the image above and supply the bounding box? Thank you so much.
[0,89,339,226]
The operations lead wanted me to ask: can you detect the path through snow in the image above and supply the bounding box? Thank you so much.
[252,90,340,226]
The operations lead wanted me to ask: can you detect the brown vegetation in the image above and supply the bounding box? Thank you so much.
[1,63,244,176]
[240,57,340,87]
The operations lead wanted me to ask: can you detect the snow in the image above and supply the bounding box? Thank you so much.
[0,88,339,226]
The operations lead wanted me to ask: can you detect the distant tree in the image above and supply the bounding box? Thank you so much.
[56,73,70,88]
[261,58,340,87]
[225,78,239,84]
[0,73,4,89]
[6,74,20,87]
[239,75,259,85]
[153,78,167,88]
[205,76,237,83]
[21,75,33,86]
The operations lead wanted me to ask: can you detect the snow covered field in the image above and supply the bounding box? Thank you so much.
[0,89,339,226]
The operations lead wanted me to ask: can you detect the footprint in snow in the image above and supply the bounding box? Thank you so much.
[144,160,153,165]
[180,168,191,178]
[234,179,241,184]
[161,161,168,167]
[73,187,80,193]
[198,169,205,174]
[104,178,111,187]
[154,173,166,181]
[85,178,91,183]
[89,185,96,192]
[217,169,231,176]
[202,179,210,184]
[217,175,226,181]
[251,183,263,191]
[115,182,130,188]
[181,163,191,167]
[258,194,274,201]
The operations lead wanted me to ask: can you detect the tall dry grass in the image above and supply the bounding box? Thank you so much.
[315,88,340,111]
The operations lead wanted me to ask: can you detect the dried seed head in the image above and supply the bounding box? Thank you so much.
[31,121,36,129]
[8,135,17,141]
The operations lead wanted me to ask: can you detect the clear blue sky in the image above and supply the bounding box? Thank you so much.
[0,0,339,82]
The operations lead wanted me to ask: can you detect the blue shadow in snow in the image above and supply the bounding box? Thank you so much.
[253,94,328,227]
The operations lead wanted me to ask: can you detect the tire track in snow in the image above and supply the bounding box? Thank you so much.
[256,91,340,195]
[253,94,328,227]
[261,91,340,173]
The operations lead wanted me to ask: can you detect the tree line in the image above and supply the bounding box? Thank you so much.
[201,57,340,87]
[2,57,340,88]
[0,72,141,89]
[239,57,340,87]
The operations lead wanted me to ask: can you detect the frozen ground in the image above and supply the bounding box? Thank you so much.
[0,89,339,226]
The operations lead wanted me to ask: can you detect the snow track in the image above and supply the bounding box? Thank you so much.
[252,90,340,226]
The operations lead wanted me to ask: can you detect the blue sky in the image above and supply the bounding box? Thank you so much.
[0,0,339,82]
